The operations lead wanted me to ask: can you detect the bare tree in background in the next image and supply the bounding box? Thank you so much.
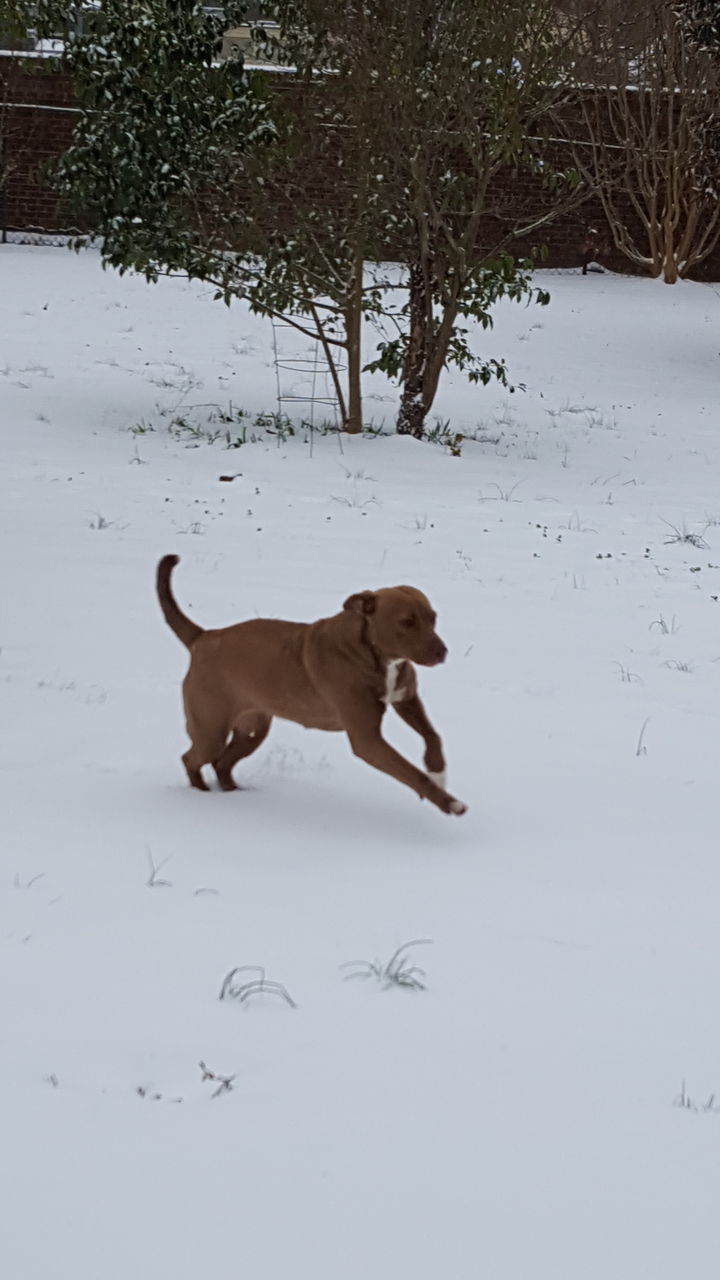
[558,0,720,282]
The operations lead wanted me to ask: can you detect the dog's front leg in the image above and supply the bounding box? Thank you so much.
[393,694,446,787]
[339,697,465,816]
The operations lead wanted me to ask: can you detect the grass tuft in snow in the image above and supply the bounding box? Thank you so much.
[89,512,114,531]
[673,1080,720,1114]
[650,614,679,636]
[614,662,642,684]
[422,417,463,455]
[480,481,523,503]
[563,511,597,533]
[340,939,432,991]
[145,848,172,889]
[662,519,710,549]
[219,965,297,1009]
[331,492,378,510]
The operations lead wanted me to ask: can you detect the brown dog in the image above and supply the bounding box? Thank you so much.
[156,556,467,816]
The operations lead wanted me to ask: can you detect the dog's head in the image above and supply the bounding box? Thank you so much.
[343,586,447,666]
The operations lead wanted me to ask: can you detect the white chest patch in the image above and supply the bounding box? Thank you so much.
[383,659,406,706]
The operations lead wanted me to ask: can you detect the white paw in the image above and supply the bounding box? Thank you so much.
[427,770,447,788]
[449,798,467,816]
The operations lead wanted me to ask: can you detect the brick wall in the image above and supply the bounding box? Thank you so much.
[1,59,719,280]
[0,61,83,232]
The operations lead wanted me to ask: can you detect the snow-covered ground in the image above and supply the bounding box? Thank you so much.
[2,244,720,1279]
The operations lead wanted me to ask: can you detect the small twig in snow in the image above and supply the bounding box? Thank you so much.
[635,717,650,758]
[13,872,45,889]
[199,1060,236,1098]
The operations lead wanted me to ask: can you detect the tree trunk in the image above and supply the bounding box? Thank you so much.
[345,306,363,433]
[397,258,430,437]
[661,214,679,284]
[339,141,373,433]
[343,242,365,433]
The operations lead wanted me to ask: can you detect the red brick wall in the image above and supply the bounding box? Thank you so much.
[0,61,83,232]
[2,59,719,280]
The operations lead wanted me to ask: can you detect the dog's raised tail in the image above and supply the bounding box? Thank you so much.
[156,555,203,649]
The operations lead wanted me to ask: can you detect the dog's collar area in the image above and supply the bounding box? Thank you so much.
[358,614,385,676]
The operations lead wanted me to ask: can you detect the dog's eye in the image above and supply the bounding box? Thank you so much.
[399,617,416,629]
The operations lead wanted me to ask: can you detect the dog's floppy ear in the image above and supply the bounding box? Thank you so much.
[343,590,376,615]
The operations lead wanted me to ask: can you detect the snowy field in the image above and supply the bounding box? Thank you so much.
[2,243,720,1279]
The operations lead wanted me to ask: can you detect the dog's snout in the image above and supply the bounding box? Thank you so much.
[429,637,447,665]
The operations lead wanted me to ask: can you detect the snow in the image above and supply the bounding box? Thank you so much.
[2,244,720,1278]
[0,44,65,59]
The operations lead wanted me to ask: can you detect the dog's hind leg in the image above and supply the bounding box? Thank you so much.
[213,713,272,791]
[183,738,227,791]
[182,755,209,790]
[182,707,230,792]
